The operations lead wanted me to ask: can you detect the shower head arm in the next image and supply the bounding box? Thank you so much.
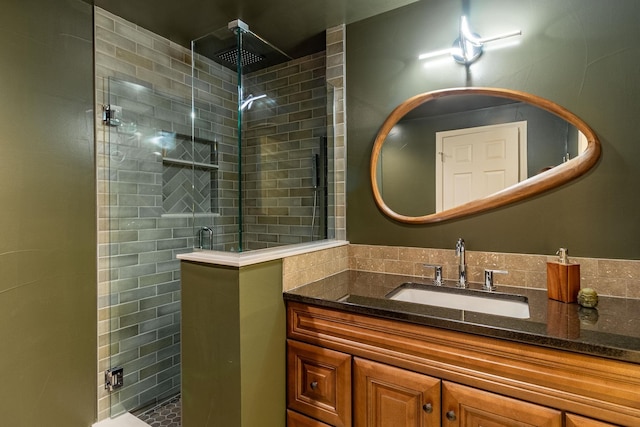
[240,93,267,111]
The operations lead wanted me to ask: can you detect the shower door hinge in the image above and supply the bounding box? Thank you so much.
[105,367,124,391]
[102,104,122,126]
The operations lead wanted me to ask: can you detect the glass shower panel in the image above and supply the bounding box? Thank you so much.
[191,21,335,252]
[191,35,242,251]
[104,78,194,416]
[240,64,331,250]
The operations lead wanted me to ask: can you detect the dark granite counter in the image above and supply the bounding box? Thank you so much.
[284,270,640,364]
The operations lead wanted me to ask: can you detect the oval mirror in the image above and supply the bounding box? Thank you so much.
[370,87,601,224]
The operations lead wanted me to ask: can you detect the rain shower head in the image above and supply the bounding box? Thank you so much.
[194,19,292,73]
[216,47,265,68]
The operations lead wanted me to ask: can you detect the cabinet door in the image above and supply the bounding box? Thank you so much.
[287,340,352,427]
[442,381,562,426]
[566,413,617,427]
[354,358,441,427]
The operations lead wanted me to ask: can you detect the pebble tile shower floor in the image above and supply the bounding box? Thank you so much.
[136,395,181,427]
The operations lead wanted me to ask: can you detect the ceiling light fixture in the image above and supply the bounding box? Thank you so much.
[418,16,521,65]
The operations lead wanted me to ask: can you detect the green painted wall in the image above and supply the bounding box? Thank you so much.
[346,0,640,259]
[239,262,286,427]
[181,260,285,427]
[181,262,242,426]
[0,0,96,425]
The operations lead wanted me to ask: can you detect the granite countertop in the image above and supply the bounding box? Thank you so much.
[284,270,640,364]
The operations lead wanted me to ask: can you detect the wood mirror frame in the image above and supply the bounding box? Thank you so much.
[370,87,601,224]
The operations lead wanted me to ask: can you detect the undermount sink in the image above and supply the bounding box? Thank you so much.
[386,283,530,319]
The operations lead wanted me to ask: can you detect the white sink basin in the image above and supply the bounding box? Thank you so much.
[387,284,530,319]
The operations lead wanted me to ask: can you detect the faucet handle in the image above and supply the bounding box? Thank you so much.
[483,269,508,291]
[423,264,444,286]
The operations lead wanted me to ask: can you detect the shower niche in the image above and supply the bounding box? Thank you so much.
[161,133,219,216]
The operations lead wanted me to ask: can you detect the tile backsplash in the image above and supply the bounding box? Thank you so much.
[284,243,640,299]
[283,244,349,291]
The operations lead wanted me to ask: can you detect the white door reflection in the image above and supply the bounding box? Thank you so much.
[436,121,526,212]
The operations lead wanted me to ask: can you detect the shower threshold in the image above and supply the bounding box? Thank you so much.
[92,412,149,427]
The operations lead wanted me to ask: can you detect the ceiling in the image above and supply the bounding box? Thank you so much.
[94,0,421,59]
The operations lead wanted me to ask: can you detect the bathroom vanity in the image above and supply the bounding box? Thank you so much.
[284,271,640,426]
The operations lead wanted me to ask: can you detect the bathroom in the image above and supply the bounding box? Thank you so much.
[2,0,640,426]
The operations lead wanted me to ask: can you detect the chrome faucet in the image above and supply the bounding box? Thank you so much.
[484,269,508,291]
[423,264,444,286]
[455,238,467,288]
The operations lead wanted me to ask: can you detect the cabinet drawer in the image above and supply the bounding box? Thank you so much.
[287,409,333,427]
[287,340,352,427]
[566,413,617,427]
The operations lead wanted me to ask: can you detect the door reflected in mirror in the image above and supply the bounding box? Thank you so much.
[436,121,526,213]
[371,88,600,224]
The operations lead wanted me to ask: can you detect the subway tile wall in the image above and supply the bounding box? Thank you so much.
[95,8,205,419]
[190,46,239,251]
[279,26,348,288]
[326,25,347,241]
[241,52,330,250]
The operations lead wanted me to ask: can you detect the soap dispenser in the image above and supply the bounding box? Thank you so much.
[546,248,580,303]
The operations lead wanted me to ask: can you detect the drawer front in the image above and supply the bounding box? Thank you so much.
[287,409,333,427]
[287,340,352,427]
[565,413,617,427]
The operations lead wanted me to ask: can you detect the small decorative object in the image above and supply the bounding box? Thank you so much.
[577,288,599,308]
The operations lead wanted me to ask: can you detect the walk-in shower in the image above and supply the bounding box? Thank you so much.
[100,15,336,421]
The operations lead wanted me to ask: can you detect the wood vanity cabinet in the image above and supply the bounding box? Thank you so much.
[286,301,640,427]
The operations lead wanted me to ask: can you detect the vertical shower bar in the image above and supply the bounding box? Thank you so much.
[321,135,329,239]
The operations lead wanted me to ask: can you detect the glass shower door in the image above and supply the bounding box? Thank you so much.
[101,77,196,416]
